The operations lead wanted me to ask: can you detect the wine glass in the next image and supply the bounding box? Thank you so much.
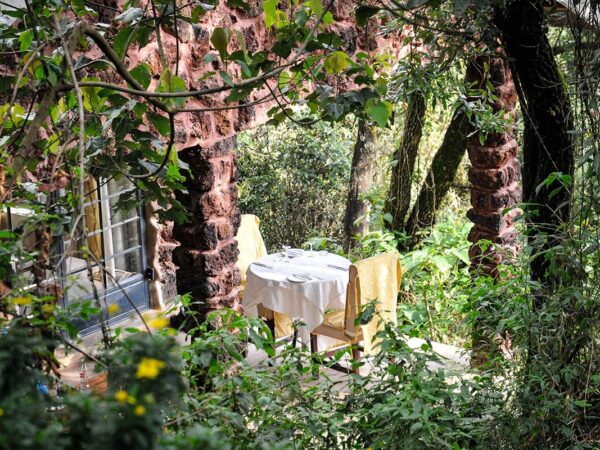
[282,245,291,263]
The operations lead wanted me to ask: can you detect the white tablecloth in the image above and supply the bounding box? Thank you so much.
[242,251,351,340]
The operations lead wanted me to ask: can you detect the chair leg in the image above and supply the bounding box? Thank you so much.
[265,317,275,339]
[310,333,319,379]
[310,333,318,353]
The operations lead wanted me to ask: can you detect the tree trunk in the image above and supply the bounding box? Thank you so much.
[465,56,521,366]
[498,0,575,285]
[404,104,468,247]
[384,91,427,232]
[464,56,521,278]
[343,119,376,253]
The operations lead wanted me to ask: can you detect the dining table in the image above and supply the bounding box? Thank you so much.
[242,249,352,343]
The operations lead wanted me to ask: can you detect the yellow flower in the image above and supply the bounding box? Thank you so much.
[0,407,4,416]
[148,317,169,330]
[127,395,136,405]
[108,304,120,315]
[114,390,128,404]
[41,304,55,314]
[136,357,165,380]
[11,296,31,306]
[134,404,146,416]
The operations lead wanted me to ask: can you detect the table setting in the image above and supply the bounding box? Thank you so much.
[242,247,352,343]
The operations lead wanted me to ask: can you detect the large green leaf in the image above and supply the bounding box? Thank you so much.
[324,51,351,74]
[147,112,171,136]
[263,0,278,28]
[129,63,152,89]
[367,100,393,127]
[156,69,187,107]
[309,0,323,17]
[18,29,34,52]
[210,28,230,61]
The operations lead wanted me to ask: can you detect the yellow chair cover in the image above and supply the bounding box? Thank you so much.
[235,214,292,338]
[236,214,267,290]
[354,252,402,355]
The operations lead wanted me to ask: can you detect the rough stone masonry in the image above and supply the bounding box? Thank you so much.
[112,0,403,318]
[101,0,521,318]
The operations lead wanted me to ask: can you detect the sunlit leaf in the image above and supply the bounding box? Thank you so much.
[324,51,351,74]
[211,27,230,61]
[263,0,278,28]
[367,100,392,127]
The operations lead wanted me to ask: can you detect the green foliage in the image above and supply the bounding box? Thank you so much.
[237,118,355,251]
[399,216,473,344]
[164,310,505,450]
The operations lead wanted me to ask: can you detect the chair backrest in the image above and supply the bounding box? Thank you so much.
[235,214,268,288]
[346,252,402,353]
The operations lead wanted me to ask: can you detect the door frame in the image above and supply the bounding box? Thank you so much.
[57,178,151,335]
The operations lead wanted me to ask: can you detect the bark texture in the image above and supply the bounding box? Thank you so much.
[385,92,427,231]
[498,0,575,284]
[343,119,376,253]
[405,103,468,246]
[465,56,521,277]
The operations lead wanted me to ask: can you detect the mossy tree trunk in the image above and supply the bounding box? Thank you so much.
[384,92,427,232]
[343,119,376,253]
[498,0,575,287]
[404,67,472,246]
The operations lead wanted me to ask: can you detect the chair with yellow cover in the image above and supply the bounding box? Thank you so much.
[309,252,402,373]
[235,214,292,338]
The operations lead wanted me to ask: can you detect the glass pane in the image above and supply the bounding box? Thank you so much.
[107,177,138,224]
[106,249,142,288]
[63,265,106,304]
[110,222,140,256]
[114,249,142,275]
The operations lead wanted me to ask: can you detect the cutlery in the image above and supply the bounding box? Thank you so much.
[252,262,274,269]
[326,264,348,271]
[294,273,314,281]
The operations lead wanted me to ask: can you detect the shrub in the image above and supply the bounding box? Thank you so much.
[237,119,355,251]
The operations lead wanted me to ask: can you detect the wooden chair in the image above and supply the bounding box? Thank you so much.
[310,252,402,374]
[309,265,362,373]
[235,214,291,338]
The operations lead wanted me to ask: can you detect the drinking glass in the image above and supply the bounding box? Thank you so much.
[282,245,291,263]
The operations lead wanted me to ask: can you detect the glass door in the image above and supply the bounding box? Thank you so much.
[58,176,150,334]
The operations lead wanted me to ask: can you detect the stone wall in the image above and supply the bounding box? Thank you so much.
[171,137,242,314]
[127,0,402,314]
